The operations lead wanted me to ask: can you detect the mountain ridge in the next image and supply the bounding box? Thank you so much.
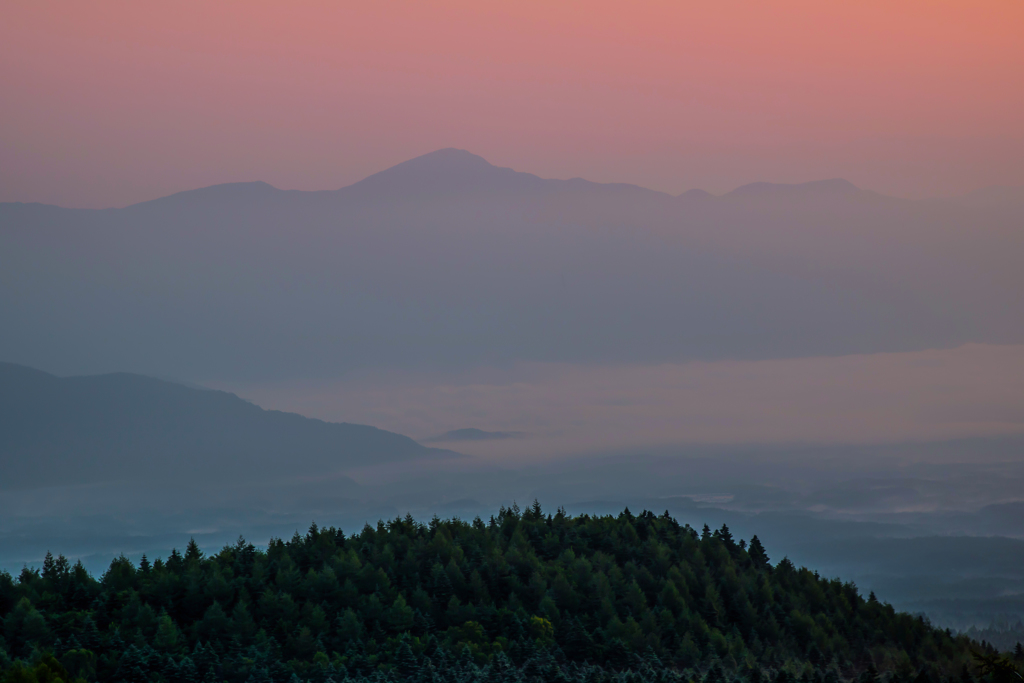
[0,361,461,492]
[1,149,1021,381]
[0,149,875,211]
[724,177,861,199]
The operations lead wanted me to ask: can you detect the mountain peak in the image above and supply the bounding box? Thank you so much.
[342,148,544,197]
[356,148,497,183]
[401,148,494,170]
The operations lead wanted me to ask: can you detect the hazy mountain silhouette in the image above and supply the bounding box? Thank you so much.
[723,178,861,199]
[0,362,458,491]
[2,148,1021,381]
[423,428,523,443]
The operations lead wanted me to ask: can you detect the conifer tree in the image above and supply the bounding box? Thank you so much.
[185,538,204,563]
[747,536,769,569]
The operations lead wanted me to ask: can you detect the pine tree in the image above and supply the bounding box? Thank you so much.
[747,536,769,569]
[246,668,273,683]
[178,656,199,683]
[42,551,56,580]
[394,639,419,679]
[167,548,184,573]
[185,538,204,563]
[388,594,415,633]
[714,525,735,550]
[155,612,181,653]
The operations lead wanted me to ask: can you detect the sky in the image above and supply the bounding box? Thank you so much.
[2,1,1023,208]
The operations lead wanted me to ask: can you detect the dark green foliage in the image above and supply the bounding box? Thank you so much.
[0,507,1013,683]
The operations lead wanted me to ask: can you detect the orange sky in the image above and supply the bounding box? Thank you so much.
[2,1,1022,207]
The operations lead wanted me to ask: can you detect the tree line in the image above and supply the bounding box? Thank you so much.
[1,503,1017,683]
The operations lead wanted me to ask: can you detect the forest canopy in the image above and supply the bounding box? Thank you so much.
[0,504,1015,683]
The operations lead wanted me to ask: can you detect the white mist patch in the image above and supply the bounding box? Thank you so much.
[211,343,1024,461]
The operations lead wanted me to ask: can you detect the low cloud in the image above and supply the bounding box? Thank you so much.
[213,344,1024,461]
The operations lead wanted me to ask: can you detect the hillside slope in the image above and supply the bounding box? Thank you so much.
[0,362,456,491]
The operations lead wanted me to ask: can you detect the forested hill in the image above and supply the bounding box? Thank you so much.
[0,506,1010,683]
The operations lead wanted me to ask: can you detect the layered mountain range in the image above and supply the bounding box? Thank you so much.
[3,149,1021,382]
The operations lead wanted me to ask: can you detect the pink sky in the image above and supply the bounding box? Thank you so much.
[2,1,1022,208]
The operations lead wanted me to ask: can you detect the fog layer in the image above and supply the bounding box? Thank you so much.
[212,343,1024,459]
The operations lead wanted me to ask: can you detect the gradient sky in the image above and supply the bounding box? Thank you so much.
[2,1,1023,208]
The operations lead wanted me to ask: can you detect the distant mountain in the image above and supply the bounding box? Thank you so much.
[2,148,1022,381]
[722,177,862,199]
[422,428,523,443]
[0,362,458,491]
